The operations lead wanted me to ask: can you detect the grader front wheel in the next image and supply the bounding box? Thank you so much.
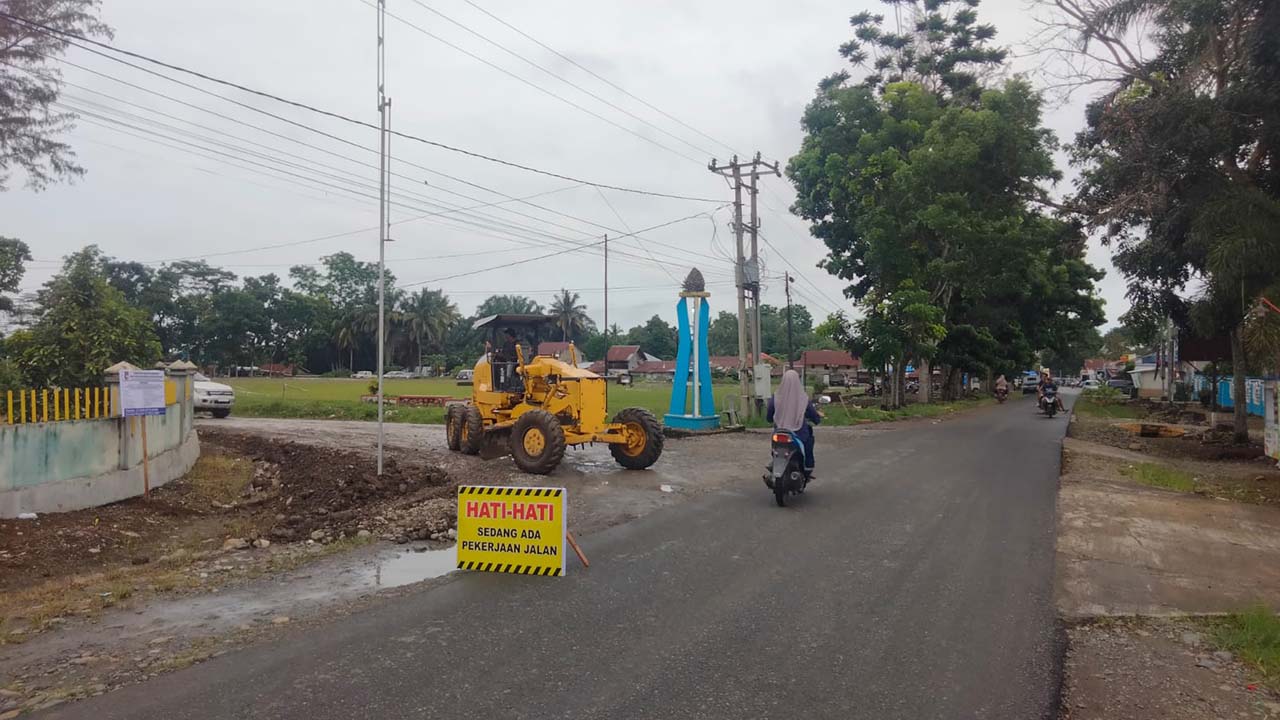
[609,407,664,470]
[510,410,566,475]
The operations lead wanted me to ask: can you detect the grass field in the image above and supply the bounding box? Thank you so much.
[222,376,991,427]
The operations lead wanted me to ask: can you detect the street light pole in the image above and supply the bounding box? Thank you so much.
[375,0,390,475]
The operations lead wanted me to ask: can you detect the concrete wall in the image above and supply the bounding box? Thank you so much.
[0,371,199,517]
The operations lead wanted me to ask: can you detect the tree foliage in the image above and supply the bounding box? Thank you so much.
[8,246,160,386]
[1058,0,1279,437]
[839,0,1006,101]
[0,236,31,312]
[549,289,595,342]
[0,0,111,190]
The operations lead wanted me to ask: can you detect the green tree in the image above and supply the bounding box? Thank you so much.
[0,0,112,189]
[707,311,739,356]
[624,315,677,360]
[548,288,595,342]
[10,246,160,386]
[1055,0,1280,440]
[400,287,459,370]
[0,237,31,311]
[789,2,1104,401]
[839,0,1006,101]
[474,294,544,318]
[853,285,946,407]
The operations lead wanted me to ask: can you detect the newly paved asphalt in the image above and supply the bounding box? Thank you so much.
[45,392,1071,720]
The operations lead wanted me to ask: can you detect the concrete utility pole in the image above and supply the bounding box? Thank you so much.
[784,273,795,370]
[375,0,391,476]
[709,154,781,418]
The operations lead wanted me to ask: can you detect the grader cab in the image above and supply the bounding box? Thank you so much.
[444,314,663,475]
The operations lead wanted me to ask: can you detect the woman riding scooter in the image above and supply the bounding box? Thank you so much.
[767,370,823,479]
[994,374,1009,402]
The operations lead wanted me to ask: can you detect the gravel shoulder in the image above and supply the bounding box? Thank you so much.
[1057,403,1280,719]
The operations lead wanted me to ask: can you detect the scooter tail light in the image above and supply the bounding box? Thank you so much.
[772,433,791,443]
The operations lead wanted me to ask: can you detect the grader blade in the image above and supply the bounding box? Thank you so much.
[479,427,512,460]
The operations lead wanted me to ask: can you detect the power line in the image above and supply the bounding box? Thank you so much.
[53,96,720,275]
[399,0,717,161]
[18,50,732,272]
[0,9,723,203]
[399,208,725,288]
[462,0,742,158]
[757,230,844,314]
[592,186,678,284]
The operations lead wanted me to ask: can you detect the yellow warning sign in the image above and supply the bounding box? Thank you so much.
[456,486,566,576]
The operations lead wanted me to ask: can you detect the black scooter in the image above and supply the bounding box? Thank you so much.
[1040,386,1060,417]
[764,430,808,507]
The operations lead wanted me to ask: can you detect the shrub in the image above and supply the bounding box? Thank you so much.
[1082,386,1127,406]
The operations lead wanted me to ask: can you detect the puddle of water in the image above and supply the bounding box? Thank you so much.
[366,546,458,588]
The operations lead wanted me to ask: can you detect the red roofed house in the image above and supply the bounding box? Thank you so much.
[798,350,860,385]
[536,341,588,365]
[605,345,661,375]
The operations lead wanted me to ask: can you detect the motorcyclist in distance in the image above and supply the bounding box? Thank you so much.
[1037,370,1064,413]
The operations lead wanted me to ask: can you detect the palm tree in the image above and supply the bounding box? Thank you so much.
[549,289,595,342]
[401,288,460,372]
[333,311,361,371]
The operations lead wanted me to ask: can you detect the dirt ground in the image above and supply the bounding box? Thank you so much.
[1059,401,1280,720]
[1062,617,1280,719]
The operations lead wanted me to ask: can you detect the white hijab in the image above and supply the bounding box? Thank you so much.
[773,369,809,431]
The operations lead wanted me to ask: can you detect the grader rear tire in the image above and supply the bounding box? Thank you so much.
[609,407,664,470]
[510,410,566,475]
[445,405,463,451]
[460,405,484,456]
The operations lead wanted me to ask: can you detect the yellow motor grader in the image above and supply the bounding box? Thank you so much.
[444,314,663,475]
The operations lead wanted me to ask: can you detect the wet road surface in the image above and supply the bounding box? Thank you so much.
[45,394,1071,719]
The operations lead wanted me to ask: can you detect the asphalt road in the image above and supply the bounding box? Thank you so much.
[45,392,1071,720]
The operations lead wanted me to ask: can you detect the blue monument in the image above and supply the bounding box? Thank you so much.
[665,269,720,431]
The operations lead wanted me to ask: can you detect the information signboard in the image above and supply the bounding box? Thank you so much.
[456,486,566,576]
[120,370,167,417]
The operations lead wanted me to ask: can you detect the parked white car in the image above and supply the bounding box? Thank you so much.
[353,370,374,379]
[1081,378,1100,390]
[193,372,235,418]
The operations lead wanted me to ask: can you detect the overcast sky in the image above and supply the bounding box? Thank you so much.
[2,0,1127,330]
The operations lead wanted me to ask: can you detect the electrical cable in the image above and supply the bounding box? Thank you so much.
[400,0,717,160]
[0,10,724,202]
[398,207,725,288]
[15,52,731,270]
[462,0,742,158]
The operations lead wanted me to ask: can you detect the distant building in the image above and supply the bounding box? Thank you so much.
[260,363,298,377]
[536,341,587,364]
[631,360,677,381]
[798,350,860,384]
[605,345,661,375]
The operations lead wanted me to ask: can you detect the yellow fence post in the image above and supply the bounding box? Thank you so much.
[19,390,26,424]
[6,390,12,424]
[74,388,81,420]
[63,389,69,421]
[96,387,103,418]
[42,389,48,422]
[30,390,36,423]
